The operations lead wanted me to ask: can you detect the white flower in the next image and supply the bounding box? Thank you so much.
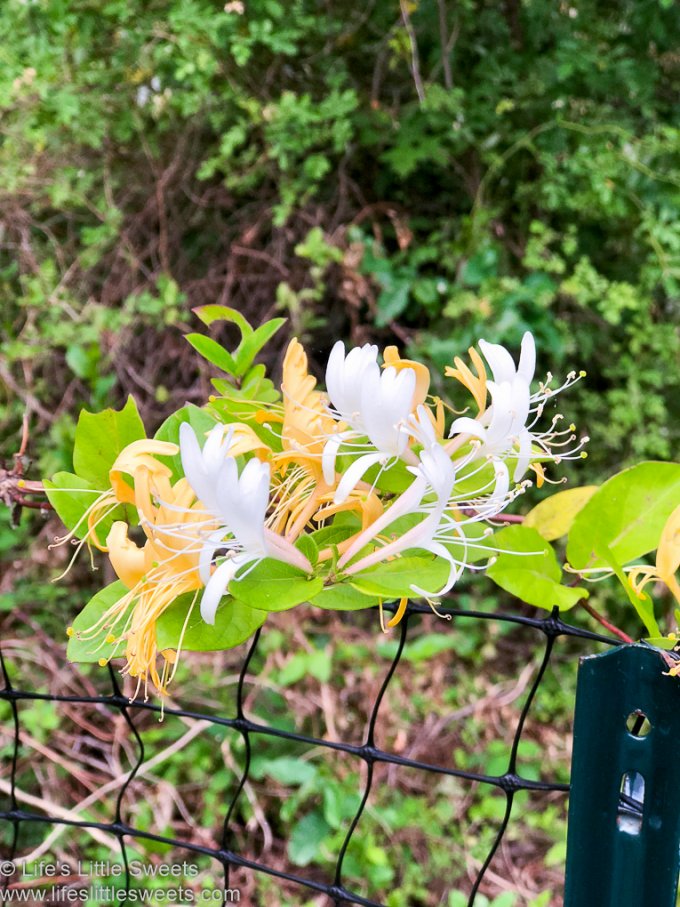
[325,340,380,429]
[179,425,312,624]
[323,342,417,503]
[179,423,235,515]
[449,332,534,484]
[449,376,532,484]
[448,331,587,488]
[480,331,536,386]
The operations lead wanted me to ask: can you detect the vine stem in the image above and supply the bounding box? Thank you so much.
[579,599,633,643]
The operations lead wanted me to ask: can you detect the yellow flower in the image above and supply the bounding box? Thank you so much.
[383,345,431,410]
[628,504,680,607]
[444,346,488,414]
[81,464,212,698]
[51,439,179,555]
[263,338,334,539]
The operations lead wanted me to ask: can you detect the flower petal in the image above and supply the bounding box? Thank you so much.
[200,558,238,624]
[335,452,385,504]
[517,332,536,385]
[479,339,517,385]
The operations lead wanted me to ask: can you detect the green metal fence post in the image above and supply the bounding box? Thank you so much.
[564,644,680,907]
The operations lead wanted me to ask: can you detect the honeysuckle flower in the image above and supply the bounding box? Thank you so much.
[50,439,180,579]
[70,464,210,698]
[323,342,419,503]
[449,376,531,484]
[51,315,600,703]
[628,504,680,607]
[445,345,488,414]
[480,331,536,387]
[178,421,271,516]
[271,339,339,539]
[325,340,380,428]
[448,332,587,487]
[383,345,431,409]
[179,424,313,624]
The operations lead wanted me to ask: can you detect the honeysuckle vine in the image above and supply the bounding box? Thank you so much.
[37,308,679,699]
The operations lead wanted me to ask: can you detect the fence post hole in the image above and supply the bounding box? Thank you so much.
[564,644,680,907]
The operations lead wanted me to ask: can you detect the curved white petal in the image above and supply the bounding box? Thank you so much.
[325,341,347,414]
[326,341,379,428]
[418,445,456,500]
[411,405,438,449]
[179,423,214,508]
[485,383,516,448]
[334,452,385,504]
[216,458,269,552]
[449,416,487,441]
[490,460,510,505]
[200,558,238,624]
[479,339,517,385]
[410,541,461,598]
[198,529,229,584]
[361,367,416,455]
[322,433,345,485]
[517,332,536,385]
[202,424,228,471]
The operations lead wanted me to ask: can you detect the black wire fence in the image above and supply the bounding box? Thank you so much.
[0,600,620,905]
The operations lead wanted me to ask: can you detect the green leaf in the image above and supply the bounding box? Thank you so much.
[72,396,145,488]
[154,404,216,446]
[307,649,332,682]
[153,405,217,479]
[403,634,459,663]
[488,526,561,580]
[230,559,323,611]
[44,471,101,536]
[375,278,411,327]
[233,318,286,374]
[156,594,266,652]
[67,581,127,664]
[309,523,359,550]
[288,812,331,866]
[363,457,414,494]
[488,567,586,611]
[295,534,319,566]
[185,333,237,375]
[524,486,598,541]
[276,649,332,684]
[567,462,680,570]
[349,555,449,599]
[311,584,379,611]
[644,637,679,652]
[486,526,587,611]
[323,785,362,829]
[251,756,317,786]
[193,305,252,334]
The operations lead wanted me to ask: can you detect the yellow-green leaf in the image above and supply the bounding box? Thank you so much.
[524,486,598,541]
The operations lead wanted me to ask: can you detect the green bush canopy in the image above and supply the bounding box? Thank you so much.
[1,0,678,479]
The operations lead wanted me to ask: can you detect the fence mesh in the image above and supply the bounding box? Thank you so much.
[0,600,619,905]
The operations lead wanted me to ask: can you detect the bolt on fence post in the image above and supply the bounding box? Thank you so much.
[564,644,680,907]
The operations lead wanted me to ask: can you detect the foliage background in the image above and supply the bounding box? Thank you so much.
[0,1,678,904]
